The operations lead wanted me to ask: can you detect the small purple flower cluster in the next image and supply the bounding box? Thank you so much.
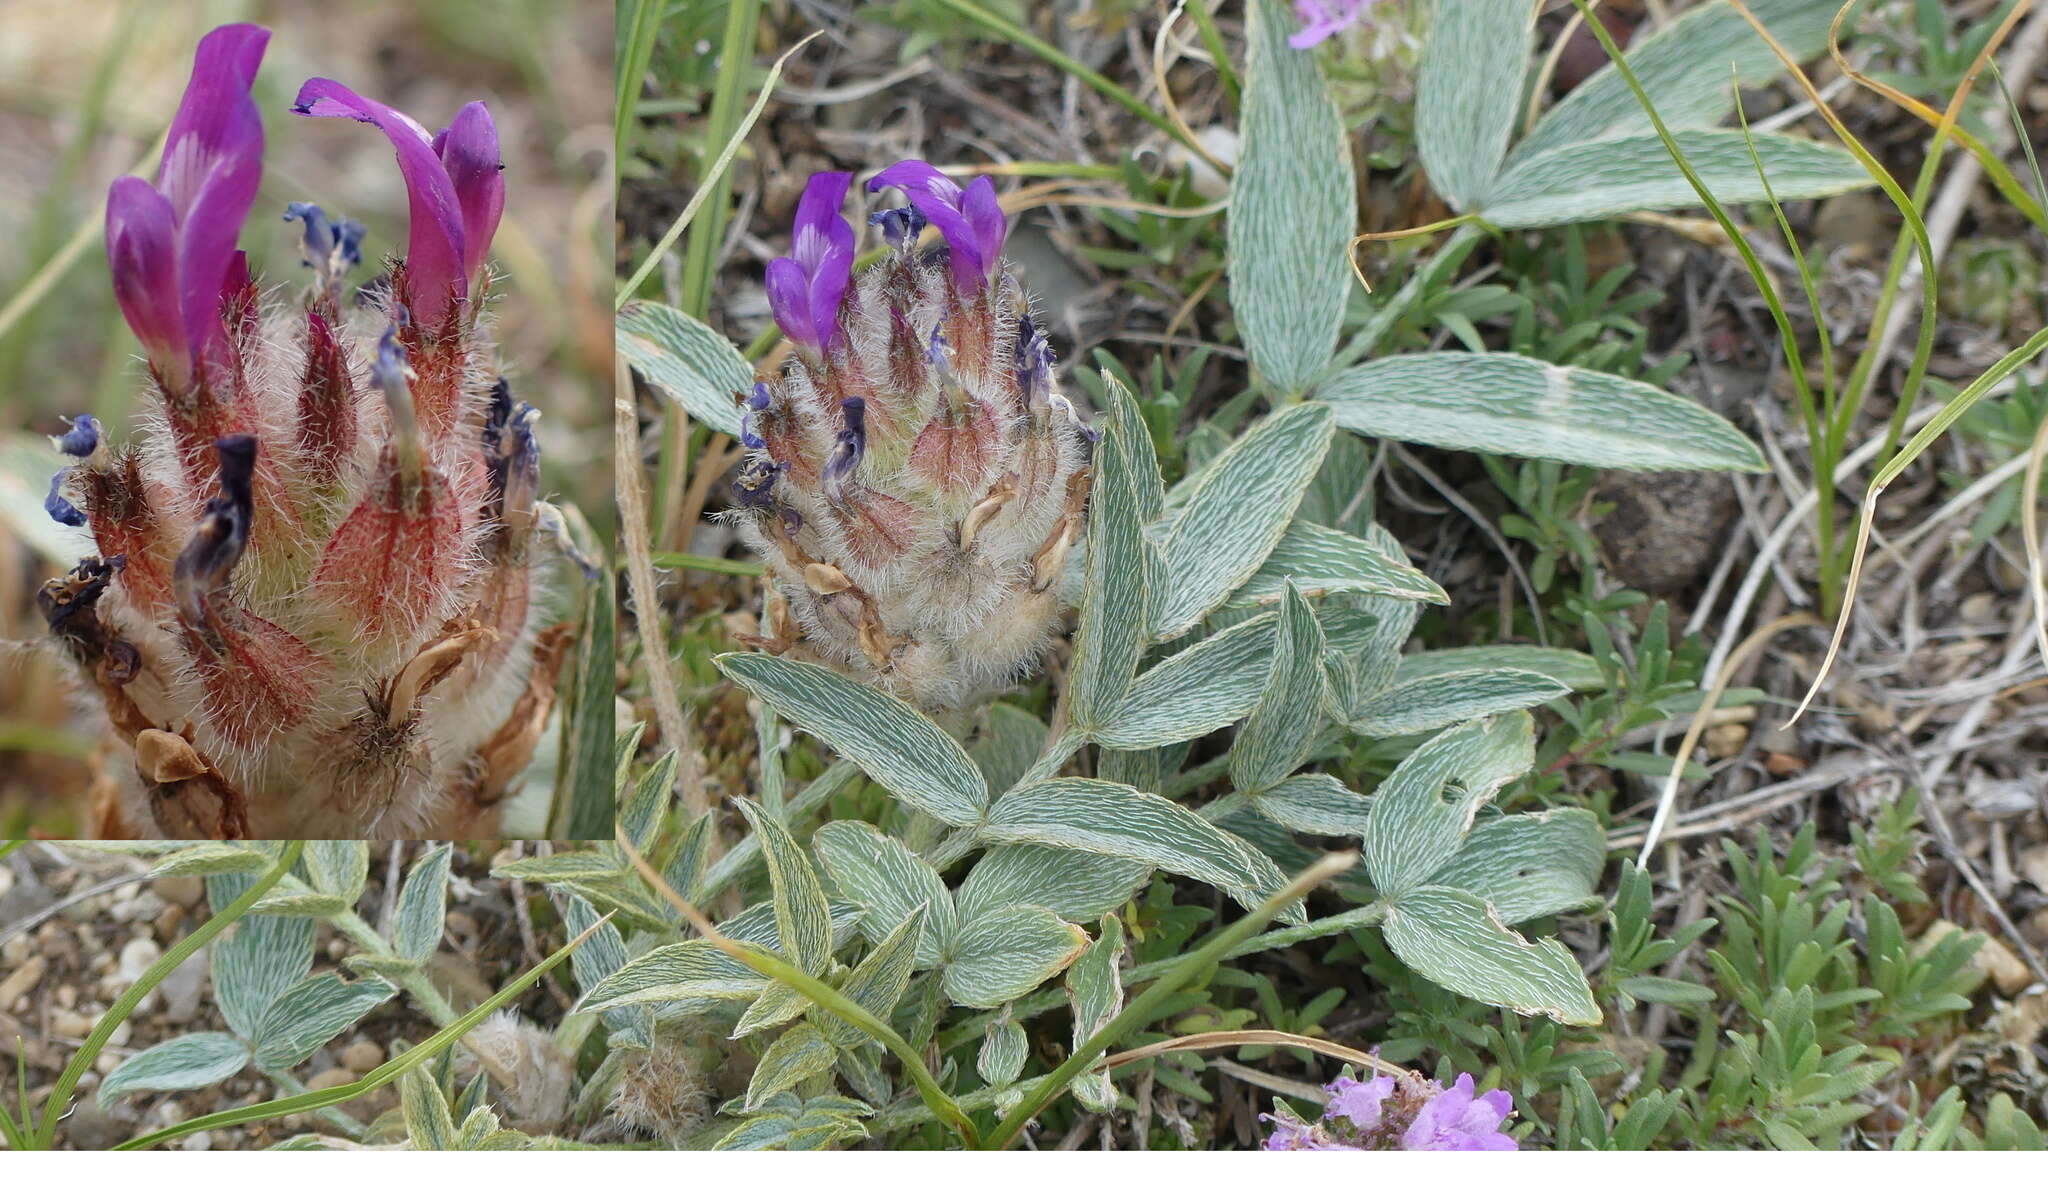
[1289,0,1385,49]
[1263,1071,1518,1151]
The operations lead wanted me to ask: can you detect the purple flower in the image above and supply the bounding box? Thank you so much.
[1403,1075,1518,1152]
[1323,1074,1396,1130]
[867,161,1006,290]
[291,81,503,324]
[1290,0,1380,49]
[1259,1070,1517,1151]
[765,171,854,353]
[105,23,269,385]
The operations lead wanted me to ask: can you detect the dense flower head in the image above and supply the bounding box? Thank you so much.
[1263,1070,1518,1151]
[45,23,569,838]
[730,159,1093,711]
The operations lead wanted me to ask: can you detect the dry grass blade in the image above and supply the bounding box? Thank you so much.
[1639,612,1818,864]
[1097,1029,1412,1079]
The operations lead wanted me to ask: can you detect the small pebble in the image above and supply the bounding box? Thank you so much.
[150,876,204,909]
[309,1066,357,1091]
[116,938,162,985]
[50,1009,94,1039]
[340,1040,385,1073]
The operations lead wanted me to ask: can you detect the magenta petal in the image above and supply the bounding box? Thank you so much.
[153,23,268,368]
[434,101,504,284]
[157,24,269,221]
[867,160,959,203]
[765,256,819,348]
[960,177,1007,279]
[792,171,855,267]
[293,78,467,322]
[105,177,185,373]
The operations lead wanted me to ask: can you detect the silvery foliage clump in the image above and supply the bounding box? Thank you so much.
[584,0,1799,1149]
[58,842,451,1129]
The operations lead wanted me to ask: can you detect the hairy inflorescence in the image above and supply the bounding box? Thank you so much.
[40,24,580,837]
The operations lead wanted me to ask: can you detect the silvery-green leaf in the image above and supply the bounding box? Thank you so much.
[667,813,714,902]
[1096,744,1185,794]
[735,799,833,976]
[1416,0,1538,209]
[491,848,624,882]
[943,903,1089,1008]
[1483,130,1867,227]
[245,876,353,919]
[1226,519,1447,611]
[1230,584,1333,794]
[818,907,925,1050]
[716,1107,868,1151]
[575,940,768,1013]
[813,821,955,970]
[978,1012,1027,1087]
[557,891,651,1048]
[733,979,813,1037]
[1430,809,1605,925]
[1348,669,1569,738]
[1396,646,1602,691]
[1298,431,1376,533]
[983,778,1300,922]
[746,1023,838,1111]
[1069,371,1156,730]
[1066,914,1125,1113]
[52,840,198,856]
[1320,352,1765,471]
[1153,403,1335,639]
[151,845,270,877]
[955,844,1153,926]
[971,703,1050,796]
[1095,612,1276,749]
[208,873,315,1041]
[620,750,677,849]
[617,300,748,436]
[1229,0,1356,394]
[716,653,988,826]
[400,1068,458,1150]
[1250,774,1372,837]
[1381,884,1600,1025]
[1361,713,1535,899]
[393,844,452,964]
[98,1033,249,1109]
[1511,0,1842,163]
[250,973,397,1069]
[303,841,368,903]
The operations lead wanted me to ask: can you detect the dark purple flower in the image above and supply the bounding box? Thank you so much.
[1290,0,1381,49]
[868,203,926,250]
[867,161,1006,290]
[821,396,868,504]
[741,382,772,449]
[105,24,269,384]
[765,172,854,353]
[44,415,103,527]
[1014,319,1053,409]
[1402,1075,1518,1152]
[173,434,258,636]
[732,456,783,512]
[291,80,503,324]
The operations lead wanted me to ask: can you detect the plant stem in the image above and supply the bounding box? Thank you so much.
[981,853,1359,1148]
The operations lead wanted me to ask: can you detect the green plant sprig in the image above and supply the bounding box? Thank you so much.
[981,852,1359,1149]
[114,908,613,1150]
[30,843,305,1149]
